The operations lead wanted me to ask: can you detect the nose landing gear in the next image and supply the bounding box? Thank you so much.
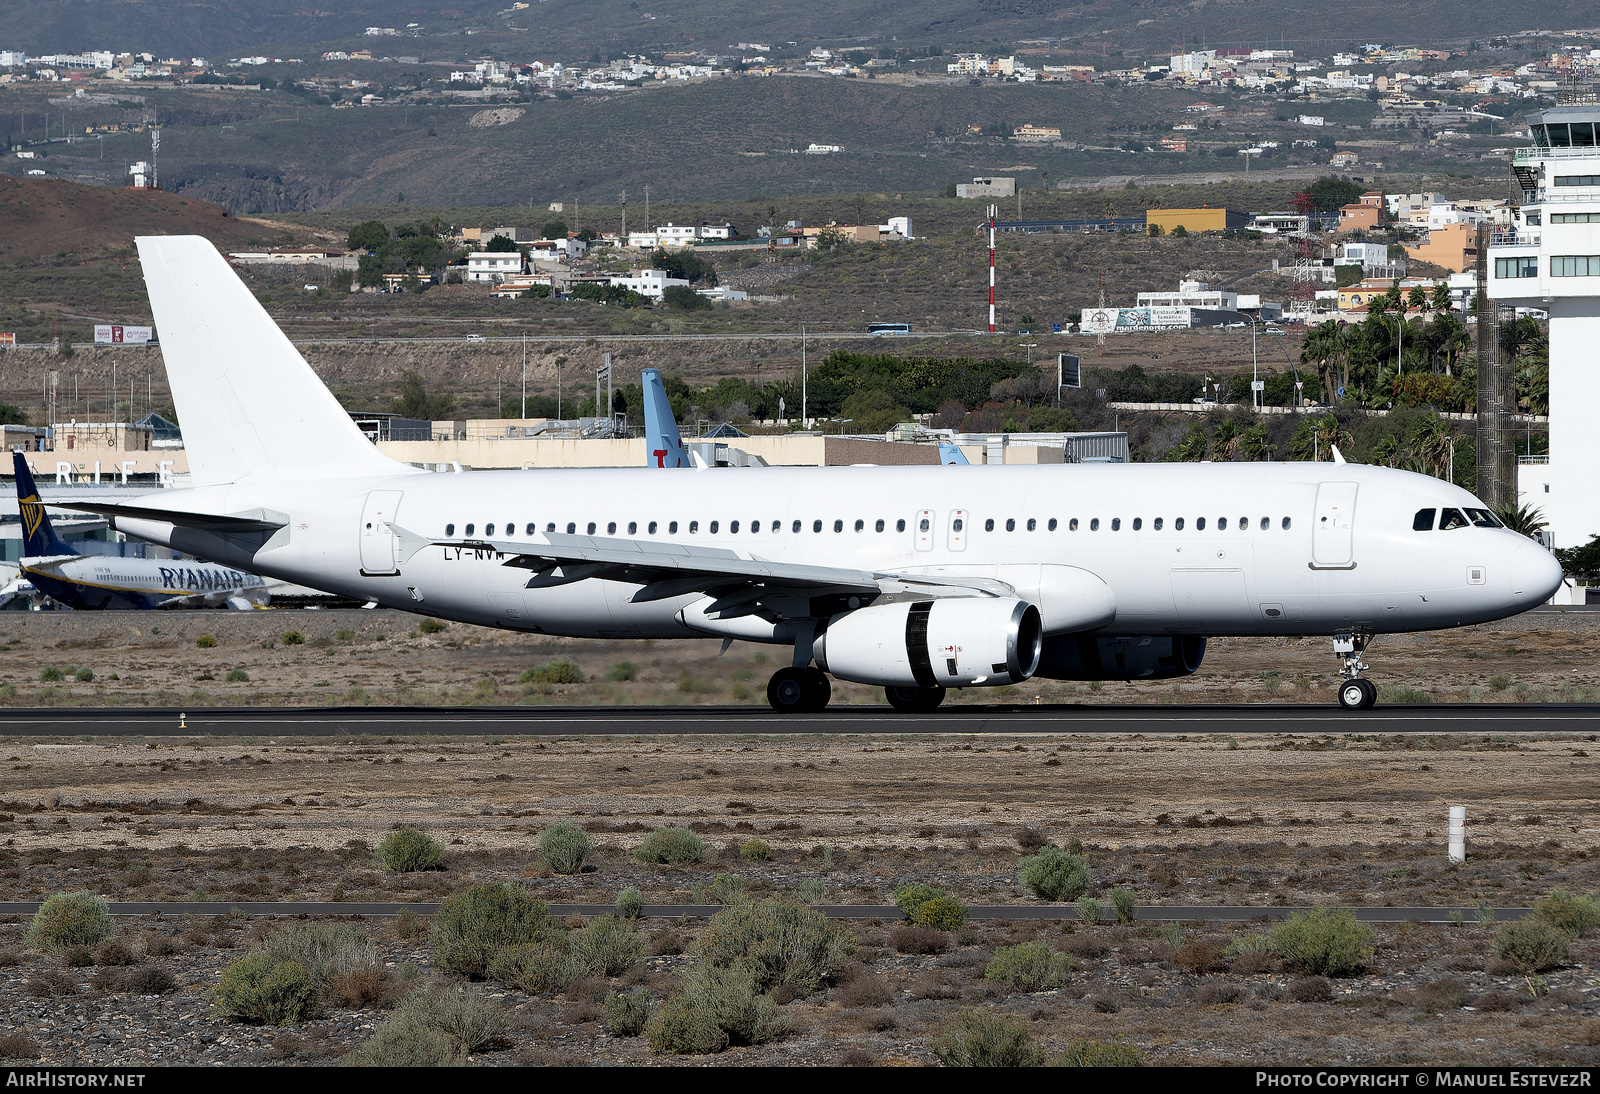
[1333,632,1377,710]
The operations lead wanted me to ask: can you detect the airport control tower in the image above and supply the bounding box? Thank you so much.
[1488,104,1600,552]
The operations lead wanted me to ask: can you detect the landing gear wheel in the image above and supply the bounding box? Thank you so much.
[885,685,947,713]
[1357,678,1377,709]
[1338,679,1368,711]
[802,667,832,712]
[767,668,810,713]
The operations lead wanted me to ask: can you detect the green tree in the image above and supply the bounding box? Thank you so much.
[1431,282,1453,312]
[661,285,711,310]
[0,403,27,425]
[1407,285,1428,312]
[652,249,717,285]
[348,220,389,252]
[356,253,384,289]
[390,371,457,420]
[484,234,520,253]
[1307,176,1362,213]
[542,220,569,239]
[838,388,912,433]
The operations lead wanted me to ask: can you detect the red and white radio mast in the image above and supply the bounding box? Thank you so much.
[987,204,997,332]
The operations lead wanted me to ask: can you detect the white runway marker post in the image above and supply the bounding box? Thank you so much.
[1448,805,1466,863]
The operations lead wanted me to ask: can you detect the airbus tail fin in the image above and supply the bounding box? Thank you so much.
[642,368,688,468]
[13,452,73,557]
[939,444,970,466]
[135,235,415,486]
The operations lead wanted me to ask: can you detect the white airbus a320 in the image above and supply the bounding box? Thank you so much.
[60,236,1563,713]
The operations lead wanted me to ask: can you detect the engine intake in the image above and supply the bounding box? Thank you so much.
[815,597,1042,689]
[1035,635,1206,680]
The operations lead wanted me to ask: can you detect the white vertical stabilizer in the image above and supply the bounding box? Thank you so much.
[135,235,414,486]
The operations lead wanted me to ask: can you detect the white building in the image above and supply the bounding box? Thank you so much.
[1487,104,1600,555]
[1338,241,1403,276]
[626,232,659,249]
[609,269,690,299]
[466,251,523,283]
[698,223,735,240]
[1296,114,1325,126]
[0,52,28,67]
[885,216,913,240]
[955,176,1015,199]
[655,223,699,246]
[806,143,843,154]
[527,237,586,260]
[1135,280,1238,309]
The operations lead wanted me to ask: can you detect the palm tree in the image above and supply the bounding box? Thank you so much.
[1384,284,1405,313]
[1407,285,1428,313]
[1239,423,1274,461]
[1409,415,1456,481]
[1495,503,1548,540]
[1211,417,1242,460]
[1301,321,1341,404]
[1168,425,1208,461]
[1431,281,1452,312]
[1372,433,1399,468]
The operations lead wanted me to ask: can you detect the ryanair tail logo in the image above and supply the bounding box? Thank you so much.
[19,493,43,541]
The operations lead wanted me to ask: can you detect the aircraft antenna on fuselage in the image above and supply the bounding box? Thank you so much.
[133,235,415,486]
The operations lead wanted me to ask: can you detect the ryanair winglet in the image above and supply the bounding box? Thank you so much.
[642,368,688,469]
[13,452,72,557]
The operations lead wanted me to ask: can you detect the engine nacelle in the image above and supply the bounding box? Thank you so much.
[815,597,1042,689]
[1034,635,1206,681]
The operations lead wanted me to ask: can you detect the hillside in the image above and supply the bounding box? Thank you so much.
[0,176,284,261]
[5,0,1600,62]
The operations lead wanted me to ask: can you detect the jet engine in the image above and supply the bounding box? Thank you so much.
[1034,635,1206,680]
[815,597,1042,689]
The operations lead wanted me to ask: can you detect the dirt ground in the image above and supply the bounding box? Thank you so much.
[1,609,1598,1066]
[4,607,1600,710]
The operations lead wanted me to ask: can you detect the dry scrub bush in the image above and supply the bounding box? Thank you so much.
[890,927,949,955]
[264,923,379,988]
[985,941,1074,992]
[602,989,651,1037]
[61,946,94,968]
[93,965,175,995]
[571,915,643,977]
[740,839,772,861]
[1192,981,1249,1005]
[520,660,584,685]
[933,1008,1044,1068]
[1494,918,1569,973]
[27,892,112,952]
[1532,891,1600,938]
[912,897,969,931]
[836,971,894,1008]
[892,883,943,919]
[92,940,138,966]
[0,1033,40,1060]
[615,887,644,920]
[1407,977,1468,1012]
[694,898,854,995]
[346,983,508,1067]
[1286,976,1333,1003]
[1271,909,1372,977]
[537,821,593,875]
[1053,1037,1144,1067]
[1017,847,1090,902]
[1173,940,1223,975]
[377,828,444,873]
[212,953,316,1026]
[645,965,783,1056]
[431,884,553,979]
[489,942,586,995]
[635,826,704,865]
[27,970,78,998]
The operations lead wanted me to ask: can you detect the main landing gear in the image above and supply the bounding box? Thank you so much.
[1333,632,1377,711]
[766,666,832,713]
[885,685,947,713]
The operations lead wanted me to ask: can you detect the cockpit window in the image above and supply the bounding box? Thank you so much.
[1413,508,1436,531]
[1465,508,1503,528]
[1439,507,1470,531]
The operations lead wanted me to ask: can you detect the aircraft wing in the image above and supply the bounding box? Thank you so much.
[48,501,288,535]
[400,525,1015,615]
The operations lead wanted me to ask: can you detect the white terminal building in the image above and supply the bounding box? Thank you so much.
[1488,105,1600,554]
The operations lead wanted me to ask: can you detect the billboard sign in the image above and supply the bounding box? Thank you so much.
[1058,353,1081,390]
[1079,308,1117,335]
[0,334,13,346]
[94,325,153,344]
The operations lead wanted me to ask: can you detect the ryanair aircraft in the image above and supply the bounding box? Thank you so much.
[56,236,1564,711]
[13,452,273,610]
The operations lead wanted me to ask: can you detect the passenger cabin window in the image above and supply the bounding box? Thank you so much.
[587,522,597,535]
[465,523,476,536]
[730,521,740,533]
[648,521,658,535]
[794,520,803,533]
[607,522,616,535]
[445,523,455,536]
[1195,517,1204,530]
[486,523,495,537]
[566,523,576,534]
[669,521,679,534]
[985,518,995,532]
[1069,518,1078,531]
[1027,518,1037,531]
[1090,518,1099,531]
[1439,507,1470,530]
[833,520,844,533]
[953,517,964,532]
[854,519,864,532]
[1176,517,1185,530]
[710,521,720,534]
[1218,517,1227,530]
[897,519,906,532]
[1048,518,1057,531]
[1006,518,1016,532]
[1281,516,1292,530]
[1111,518,1121,531]
[875,519,885,532]
[526,523,536,535]
[547,522,556,533]
[628,522,637,535]
[689,521,699,534]
[771,520,781,533]
[1132,518,1143,531]
[813,520,823,533]
[1240,515,1249,529]
[1258,517,1269,530]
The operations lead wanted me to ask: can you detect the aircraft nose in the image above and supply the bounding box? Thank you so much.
[1511,541,1564,608]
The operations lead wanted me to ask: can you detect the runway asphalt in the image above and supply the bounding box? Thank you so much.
[0,901,1532,924]
[0,703,1594,736]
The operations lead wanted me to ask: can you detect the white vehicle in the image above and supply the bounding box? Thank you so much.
[65,236,1563,713]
